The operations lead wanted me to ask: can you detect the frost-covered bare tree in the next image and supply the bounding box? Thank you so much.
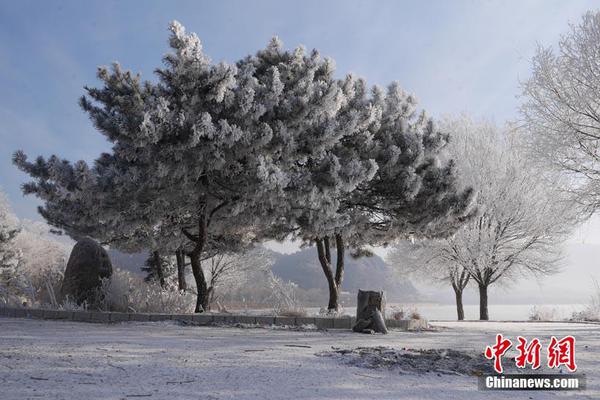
[0,191,29,306]
[391,117,576,320]
[204,247,274,310]
[522,11,600,211]
[387,241,470,320]
[13,220,69,307]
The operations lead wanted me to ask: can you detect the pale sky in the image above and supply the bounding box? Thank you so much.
[1,0,598,305]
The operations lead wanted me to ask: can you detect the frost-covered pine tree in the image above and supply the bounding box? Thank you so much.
[284,82,475,312]
[14,22,354,313]
[354,83,475,241]
[0,191,28,306]
[273,75,379,312]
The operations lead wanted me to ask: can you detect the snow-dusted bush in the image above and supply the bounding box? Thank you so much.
[388,305,423,321]
[528,305,559,321]
[13,220,69,307]
[97,268,196,314]
[204,248,274,310]
[265,271,306,317]
[29,267,63,308]
[318,306,346,317]
[0,191,31,306]
[571,280,600,322]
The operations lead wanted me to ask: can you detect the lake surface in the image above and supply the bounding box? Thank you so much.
[398,303,587,321]
[308,303,587,321]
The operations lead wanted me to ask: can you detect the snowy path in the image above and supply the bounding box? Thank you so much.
[0,318,598,399]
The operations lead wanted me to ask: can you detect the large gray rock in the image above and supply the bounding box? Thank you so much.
[60,238,112,306]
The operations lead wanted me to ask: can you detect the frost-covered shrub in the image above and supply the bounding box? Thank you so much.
[98,268,195,313]
[0,214,69,308]
[0,264,31,307]
[529,305,559,321]
[318,306,346,317]
[59,296,86,311]
[571,281,600,322]
[388,305,422,320]
[217,267,307,315]
[29,267,64,308]
[0,191,31,306]
[409,310,422,320]
[264,271,306,316]
[277,308,308,318]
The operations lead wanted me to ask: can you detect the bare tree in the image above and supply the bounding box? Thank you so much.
[203,247,274,310]
[392,117,576,320]
[388,241,470,320]
[521,11,600,211]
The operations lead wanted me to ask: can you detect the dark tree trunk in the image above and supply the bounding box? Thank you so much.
[327,280,340,311]
[153,251,165,288]
[334,234,344,287]
[316,235,345,312]
[478,284,489,320]
[189,251,209,313]
[454,289,465,320]
[187,213,209,313]
[176,249,187,291]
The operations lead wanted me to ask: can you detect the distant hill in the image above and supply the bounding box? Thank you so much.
[108,249,147,274]
[107,246,422,305]
[271,247,420,303]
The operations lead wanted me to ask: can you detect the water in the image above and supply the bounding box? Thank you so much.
[308,303,587,321]
[396,303,586,321]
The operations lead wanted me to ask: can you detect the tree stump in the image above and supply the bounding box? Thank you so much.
[353,290,387,334]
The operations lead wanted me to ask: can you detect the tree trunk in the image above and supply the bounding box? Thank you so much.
[153,251,165,288]
[316,237,339,311]
[176,249,187,291]
[454,289,465,320]
[327,280,339,311]
[190,250,209,313]
[188,213,209,313]
[334,234,344,287]
[478,284,489,320]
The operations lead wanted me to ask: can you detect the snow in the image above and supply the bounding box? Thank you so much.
[0,317,597,399]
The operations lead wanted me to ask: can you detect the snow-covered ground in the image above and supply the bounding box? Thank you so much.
[0,317,597,399]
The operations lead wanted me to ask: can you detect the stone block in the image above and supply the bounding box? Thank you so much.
[314,317,334,330]
[26,309,45,319]
[128,313,150,322]
[237,315,257,325]
[43,310,72,320]
[274,316,296,326]
[255,316,275,326]
[72,311,91,322]
[149,313,171,321]
[13,308,28,318]
[333,317,352,329]
[190,314,212,325]
[211,314,228,324]
[109,312,130,322]
[170,314,194,323]
[295,317,317,327]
